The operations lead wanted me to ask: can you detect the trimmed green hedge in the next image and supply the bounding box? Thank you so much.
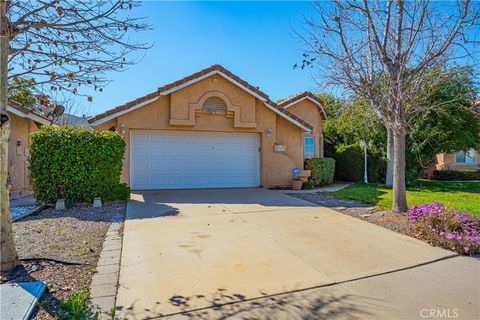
[30,126,130,206]
[305,158,336,186]
[432,170,480,181]
[330,144,385,183]
[332,144,363,182]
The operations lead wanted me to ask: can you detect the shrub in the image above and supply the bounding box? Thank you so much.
[332,144,363,182]
[408,202,480,255]
[30,126,130,206]
[432,170,480,181]
[331,144,386,183]
[304,157,336,186]
[55,291,99,320]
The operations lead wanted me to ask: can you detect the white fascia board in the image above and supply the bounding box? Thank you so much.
[282,96,327,119]
[28,113,51,125]
[160,70,269,103]
[89,96,160,127]
[7,105,28,118]
[7,105,51,126]
[263,102,310,131]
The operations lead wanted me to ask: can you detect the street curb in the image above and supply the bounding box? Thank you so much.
[90,214,124,319]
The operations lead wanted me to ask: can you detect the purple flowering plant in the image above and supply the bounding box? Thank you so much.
[407,202,480,255]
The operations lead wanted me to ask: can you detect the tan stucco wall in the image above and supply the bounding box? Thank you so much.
[8,113,39,194]
[97,75,306,187]
[433,150,480,171]
[285,99,324,157]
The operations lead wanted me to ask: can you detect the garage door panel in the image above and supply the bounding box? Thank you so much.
[130,131,260,190]
[149,134,166,144]
[132,159,149,173]
[132,145,149,158]
[150,161,168,172]
[150,176,167,187]
[131,133,150,143]
[131,176,149,188]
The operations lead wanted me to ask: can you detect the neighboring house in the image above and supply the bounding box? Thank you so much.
[432,149,480,171]
[57,113,91,128]
[428,100,479,175]
[88,64,326,189]
[7,101,51,196]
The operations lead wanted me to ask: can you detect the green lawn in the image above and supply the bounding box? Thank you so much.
[325,180,480,215]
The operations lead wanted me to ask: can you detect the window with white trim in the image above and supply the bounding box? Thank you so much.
[203,97,226,114]
[455,149,476,164]
[304,137,315,159]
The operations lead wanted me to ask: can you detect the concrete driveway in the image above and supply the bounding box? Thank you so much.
[115,188,479,319]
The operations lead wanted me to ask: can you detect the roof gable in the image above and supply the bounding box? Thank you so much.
[88,65,313,130]
[278,92,327,119]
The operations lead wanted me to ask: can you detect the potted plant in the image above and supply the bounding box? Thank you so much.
[291,176,303,190]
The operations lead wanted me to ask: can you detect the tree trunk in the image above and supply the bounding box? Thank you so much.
[385,128,394,186]
[0,0,18,273]
[392,129,408,212]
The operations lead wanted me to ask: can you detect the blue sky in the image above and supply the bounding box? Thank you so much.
[81,1,316,116]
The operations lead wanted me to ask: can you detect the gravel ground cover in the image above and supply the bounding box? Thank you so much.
[3,202,126,319]
[287,192,415,237]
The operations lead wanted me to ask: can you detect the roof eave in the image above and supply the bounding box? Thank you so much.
[281,95,327,119]
[7,104,51,126]
[88,96,160,127]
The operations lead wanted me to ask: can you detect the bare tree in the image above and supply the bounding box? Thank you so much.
[1,0,149,272]
[297,0,479,212]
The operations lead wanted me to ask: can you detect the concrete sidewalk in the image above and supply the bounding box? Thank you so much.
[165,255,479,320]
[115,188,478,320]
[272,183,351,194]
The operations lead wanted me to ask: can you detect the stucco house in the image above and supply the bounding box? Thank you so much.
[7,100,51,196]
[88,65,326,189]
[432,149,480,171]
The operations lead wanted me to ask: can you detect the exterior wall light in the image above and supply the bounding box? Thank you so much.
[119,123,127,135]
[265,128,273,138]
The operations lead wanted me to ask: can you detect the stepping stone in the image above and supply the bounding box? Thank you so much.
[0,281,46,320]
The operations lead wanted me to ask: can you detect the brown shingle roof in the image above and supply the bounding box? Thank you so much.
[157,64,270,100]
[8,100,32,115]
[278,91,327,119]
[278,91,320,107]
[8,100,50,122]
[87,91,158,123]
[87,64,313,130]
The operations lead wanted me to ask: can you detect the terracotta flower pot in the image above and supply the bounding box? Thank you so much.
[291,179,303,190]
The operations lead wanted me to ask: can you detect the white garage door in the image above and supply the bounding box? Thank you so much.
[130,130,260,190]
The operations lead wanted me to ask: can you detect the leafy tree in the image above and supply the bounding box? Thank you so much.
[408,67,480,169]
[298,1,479,212]
[323,66,480,184]
[8,79,36,107]
[1,0,149,272]
[322,95,386,156]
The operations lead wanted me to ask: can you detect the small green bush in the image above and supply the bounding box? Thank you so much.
[303,180,314,190]
[432,170,480,181]
[55,291,99,320]
[330,143,385,183]
[30,126,130,206]
[305,157,336,186]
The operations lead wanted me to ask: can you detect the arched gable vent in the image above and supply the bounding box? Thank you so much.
[202,97,226,114]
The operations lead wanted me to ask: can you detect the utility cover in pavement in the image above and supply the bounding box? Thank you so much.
[1,281,46,320]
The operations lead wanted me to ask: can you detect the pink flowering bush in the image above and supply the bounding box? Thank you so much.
[408,202,480,255]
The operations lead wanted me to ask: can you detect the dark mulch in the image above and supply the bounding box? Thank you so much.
[287,193,415,237]
[3,202,126,320]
